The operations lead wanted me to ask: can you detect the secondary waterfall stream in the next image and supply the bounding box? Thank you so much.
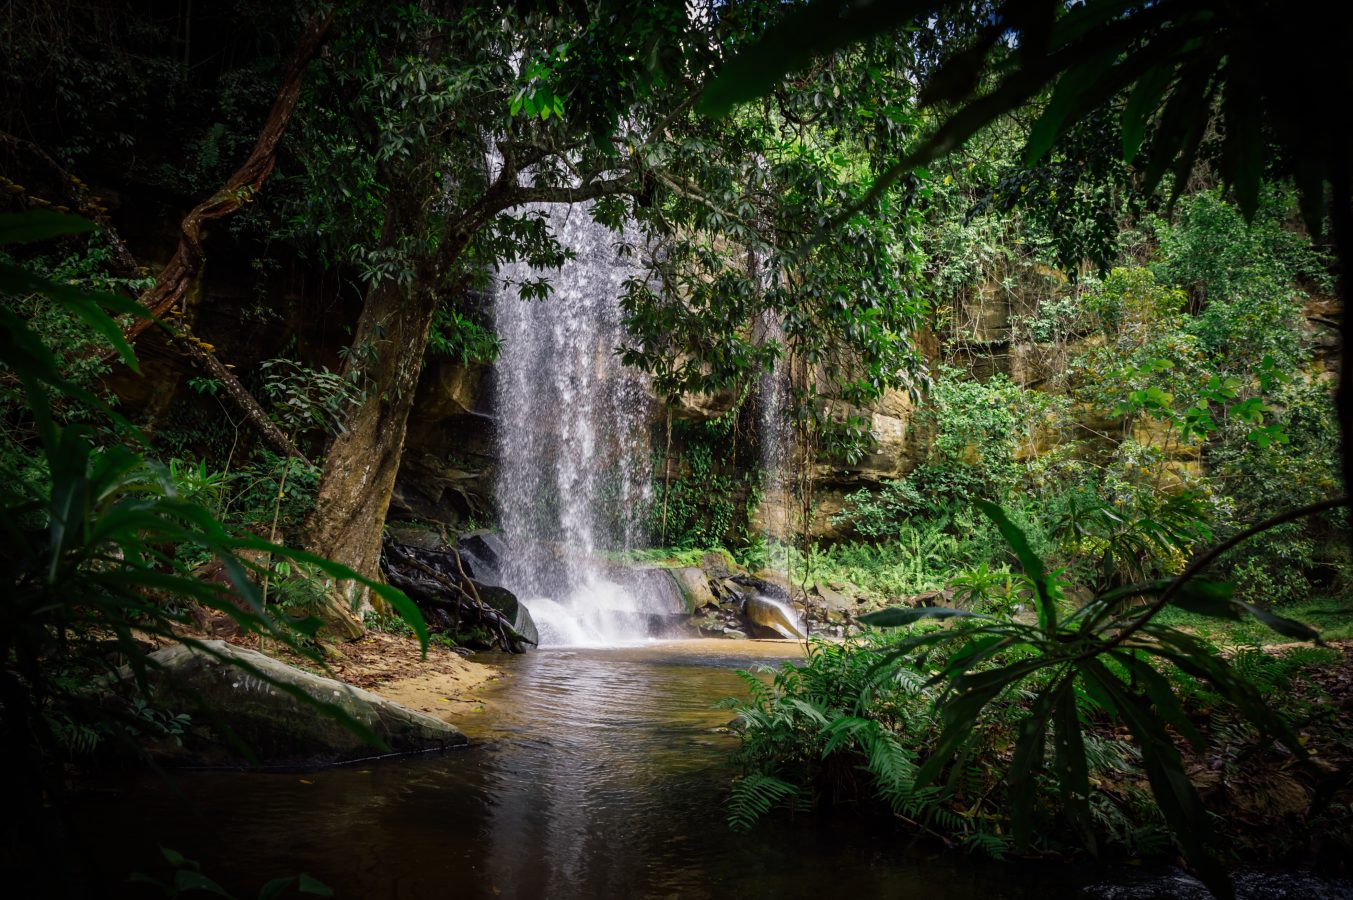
[492,202,657,646]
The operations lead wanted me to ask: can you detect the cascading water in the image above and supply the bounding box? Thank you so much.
[757,310,794,581]
[493,201,658,646]
[754,310,808,640]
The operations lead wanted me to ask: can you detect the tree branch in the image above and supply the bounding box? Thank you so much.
[124,10,332,343]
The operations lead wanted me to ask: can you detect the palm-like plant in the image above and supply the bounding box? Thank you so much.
[860,499,1336,899]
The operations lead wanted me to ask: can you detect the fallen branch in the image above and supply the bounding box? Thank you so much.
[381,536,531,653]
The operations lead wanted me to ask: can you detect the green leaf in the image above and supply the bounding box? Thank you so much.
[975,500,1056,631]
[1168,578,1240,619]
[1140,65,1214,198]
[1086,659,1233,899]
[0,210,95,245]
[1109,650,1203,748]
[699,0,929,118]
[259,877,296,900]
[1121,64,1176,163]
[1026,55,1116,166]
[1007,681,1057,850]
[1220,63,1262,222]
[1237,602,1320,642]
[1052,681,1096,853]
[297,874,334,896]
[174,869,231,896]
[858,606,984,628]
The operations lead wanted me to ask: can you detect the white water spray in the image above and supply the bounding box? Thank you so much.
[493,201,659,646]
[758,310,794,581]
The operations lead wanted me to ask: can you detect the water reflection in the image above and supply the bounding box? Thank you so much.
[73,642,1102,899]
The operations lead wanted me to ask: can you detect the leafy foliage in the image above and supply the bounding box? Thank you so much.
[0,214,429,873]
[849,500,1333,898]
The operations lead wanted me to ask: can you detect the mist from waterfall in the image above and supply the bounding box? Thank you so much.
[493,201,657,646]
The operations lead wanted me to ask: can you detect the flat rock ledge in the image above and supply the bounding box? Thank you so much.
[135,640,466,767]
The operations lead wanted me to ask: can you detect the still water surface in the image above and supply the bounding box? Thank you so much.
[77,641,1112,898]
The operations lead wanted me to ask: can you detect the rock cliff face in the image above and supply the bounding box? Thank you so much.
[393,357,497,526]
[391,270,1343,543]
[394,349,930,540]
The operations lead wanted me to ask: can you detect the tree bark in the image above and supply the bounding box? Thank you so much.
[305,210,460,609]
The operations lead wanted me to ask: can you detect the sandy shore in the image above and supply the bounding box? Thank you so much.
[320,631,503,723]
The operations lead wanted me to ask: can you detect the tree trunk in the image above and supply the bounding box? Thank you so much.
[306,226,464,611]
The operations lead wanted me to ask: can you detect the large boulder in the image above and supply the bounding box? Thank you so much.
[815,581,861,624]
[669,567,719,613]
[477,582,539,647]
[134,641,466,766]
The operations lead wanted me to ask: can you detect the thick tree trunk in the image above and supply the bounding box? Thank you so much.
[306,229,464,611]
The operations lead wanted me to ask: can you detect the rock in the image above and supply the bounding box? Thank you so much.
[903,587,956,608]
[699,551,737,580]
[670,386,740,422]
[458,531,510,572]
[476,582,539,647]
[1084,868,1353,900]
[131,640,466,766]
[722,577,755,599]
[815,582,859,623]
[615,566,686,616]
[385,521,447,551]
[721,627,749,640]
[731,574,789,601]
[670,567,719,613]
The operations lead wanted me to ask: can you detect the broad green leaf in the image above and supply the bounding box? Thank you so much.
[699,0,930,118]
[0,210,95,245]
[1087,658,1233,899]
[1052,682,1096,853]
[1007,680,1057,850]
[858,606,983,628]
[1237,602,1320,642]
[174,869,231,896]
[1121,64,1176,162]
[259,876,297,900]
[975,500,1056,630]
[297,874,334,896]
[1026,54,1116,166]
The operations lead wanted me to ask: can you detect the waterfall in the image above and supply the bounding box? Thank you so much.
[758,310,793,581]
[493,201,657,646]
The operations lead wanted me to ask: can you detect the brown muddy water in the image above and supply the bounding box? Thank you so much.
[72,640,1139,899]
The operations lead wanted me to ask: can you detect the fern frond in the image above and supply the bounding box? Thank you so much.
[727,773,802,831]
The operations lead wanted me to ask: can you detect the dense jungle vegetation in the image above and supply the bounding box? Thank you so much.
[1,1,1351,898]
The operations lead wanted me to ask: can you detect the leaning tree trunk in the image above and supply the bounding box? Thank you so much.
[306,224,465,614]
